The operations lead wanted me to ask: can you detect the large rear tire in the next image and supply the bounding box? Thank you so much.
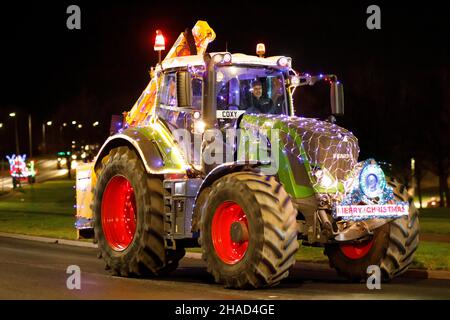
[324,177,420,281]
[92,146,185,277]
[200,172,298,289]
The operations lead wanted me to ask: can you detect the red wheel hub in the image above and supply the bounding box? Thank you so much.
[340,240,374,260]
[101,176,137,251]
[211,201,249,264]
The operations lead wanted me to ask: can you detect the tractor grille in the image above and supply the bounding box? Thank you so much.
[288,117,359,181]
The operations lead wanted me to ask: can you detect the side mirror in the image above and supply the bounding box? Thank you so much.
[177,71,192,108]
[330,82,344,115]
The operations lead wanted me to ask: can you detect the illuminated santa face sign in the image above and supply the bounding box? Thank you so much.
[359,163,386,199]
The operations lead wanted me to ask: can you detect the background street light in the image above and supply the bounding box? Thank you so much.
[9,112,19,155]
[93,121,99,127]
[28,114,33,158]
[42,121,52,154]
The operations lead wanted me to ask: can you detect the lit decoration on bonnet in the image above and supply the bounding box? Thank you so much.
[335,159,409,220]
[239,114,360,196]
[238,115,409,221]
[340,159,393,206]
[359,160,387,199]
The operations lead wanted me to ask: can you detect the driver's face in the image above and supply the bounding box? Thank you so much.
[252,85,263,98]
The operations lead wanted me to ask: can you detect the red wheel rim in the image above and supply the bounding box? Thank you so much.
[340,240,374,260]
[101,176,137,251]
[211,201,249,264]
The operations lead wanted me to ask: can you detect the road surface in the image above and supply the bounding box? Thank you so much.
[0,236,449,300]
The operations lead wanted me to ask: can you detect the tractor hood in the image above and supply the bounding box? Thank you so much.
[239,114,360,195]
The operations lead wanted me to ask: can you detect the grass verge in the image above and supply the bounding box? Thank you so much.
[0,180,77,240]
[419,208,450,235]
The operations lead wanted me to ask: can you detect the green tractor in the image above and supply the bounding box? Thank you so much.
[75,21,419,288]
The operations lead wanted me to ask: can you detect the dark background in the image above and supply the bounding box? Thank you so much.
[0,0,448,196]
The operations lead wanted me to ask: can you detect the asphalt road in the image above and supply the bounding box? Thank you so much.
[0,236,449,300]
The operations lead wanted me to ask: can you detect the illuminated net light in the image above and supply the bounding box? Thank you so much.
[240,114,360,200]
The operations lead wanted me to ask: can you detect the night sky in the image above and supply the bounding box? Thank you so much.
[0,1,449,169]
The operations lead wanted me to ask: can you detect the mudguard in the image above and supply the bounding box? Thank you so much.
[94,124,188,175]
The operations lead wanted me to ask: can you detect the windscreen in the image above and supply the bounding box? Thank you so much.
[216,66,287,117]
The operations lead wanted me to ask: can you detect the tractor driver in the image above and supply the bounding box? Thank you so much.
[243,80,274,114]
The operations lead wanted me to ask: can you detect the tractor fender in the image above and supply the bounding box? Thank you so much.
[94,129,165,174]
[191,161,262,233]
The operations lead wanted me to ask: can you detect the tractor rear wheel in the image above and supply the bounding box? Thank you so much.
[92,146,185,277]
[324,177,419,282]
[199,172,298,289]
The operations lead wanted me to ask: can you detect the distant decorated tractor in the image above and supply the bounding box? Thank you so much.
[75,21,419,288]
[6,154,36,188]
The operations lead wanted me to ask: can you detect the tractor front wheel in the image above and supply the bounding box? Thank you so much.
[200,172,298,289]
[324,178,419,282]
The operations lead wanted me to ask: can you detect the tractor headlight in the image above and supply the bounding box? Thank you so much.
[193,120,206,134]
[174,181,186,196]
[277,56,292,68]
[314,168,336,189]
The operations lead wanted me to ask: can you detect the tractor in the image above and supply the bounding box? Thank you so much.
[6,154,36,188]
[75,21,419,288]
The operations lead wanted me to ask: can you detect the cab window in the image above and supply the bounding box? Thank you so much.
[160,73,177,106]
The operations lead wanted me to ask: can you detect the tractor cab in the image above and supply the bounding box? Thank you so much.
[155,53,295,134]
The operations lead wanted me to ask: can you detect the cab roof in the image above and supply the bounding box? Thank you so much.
[160,53,291,71]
